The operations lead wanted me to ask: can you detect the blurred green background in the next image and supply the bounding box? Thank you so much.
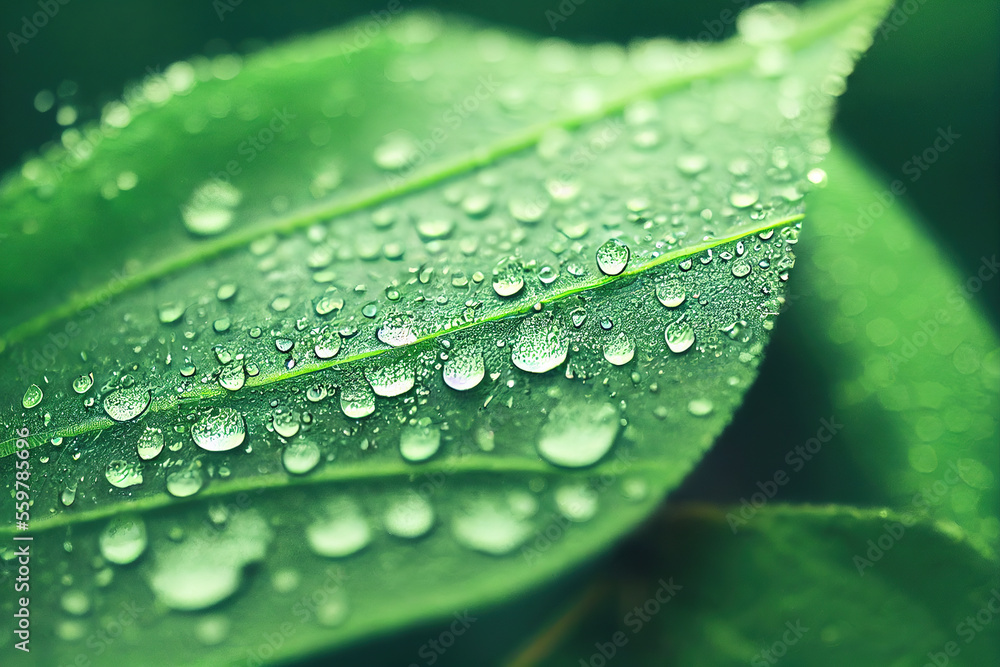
[1,0,994,510]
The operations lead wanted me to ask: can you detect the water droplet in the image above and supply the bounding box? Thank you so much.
[61,483,77,507]
[538,265,559,284]
[399,423,441,462]
[22,384,42,409]
[282,440,321,475]
[218,362,246,391]
[137,427,164,460]
[676,153,708,175]
[596,239,630,276]
[509,197,547,224]
[377,316,418,347]
[182,180,242,236]
[315,294,344,317]
[275,337,295,353]
[384,492,435,538]
[273,411,301,438]
[555,483,599,521]
[148,512,271,611]
[61,590,91,616]
[688,398,714,416]
[105,460,143,488]
[157,301,185,324]
[415,217,454,240]
[655,282,686,308]
[99,516,148,564]
[340,378,376,419]
[452,499,532,555]
[365,359,415,397]
[738,2,800,44]
[492,256,524,297]
[443,345,485,390]
[72,373,94,394]
[731,262,752,278]
[373,133,419,171]
[306,498,371,558]
[166,465,204,498]
[665,320,695,353]
[314,329,342,359]
[511,317,568,374]
[103,387,152,422]
[538,401,619,468]
[191,407,247,452]
[603,332,635,366]
[729,189,760,208]
[570,308,587,328]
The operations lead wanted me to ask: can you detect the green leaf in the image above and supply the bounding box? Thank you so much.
[791,141,1000,557]
[0,1,889,664]
[543,504,999,667]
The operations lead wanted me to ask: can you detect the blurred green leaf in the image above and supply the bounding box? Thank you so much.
[543,504,999,667]
[0,1,890,664]
[789,141,1000,557]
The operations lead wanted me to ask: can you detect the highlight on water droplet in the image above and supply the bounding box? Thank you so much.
[383,492,435,539]
[105,459,143,489]
[137,426,164,460]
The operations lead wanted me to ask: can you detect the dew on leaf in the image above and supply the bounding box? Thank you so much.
[103,386,152,422]
[191,407,247,452]
[655,282,686,308]
[340,377,376,419]
[282,440,321,475]
[511,316,568,374]
[492,256,524,297]
[365,359,416,397]
[451,500,533,555]
[596,238,630,276]
[399,423,441,462]
[105,460,143,489]
[538,401,619,468]
[603,332,636,366]
[442,345,485,391]
[137,426,164,460]
[99,515,148,565]
[384,492,435,538]
[22,384,42,409]
[665,320,696,353]
[306,498,372,558]
[72,373,94,394]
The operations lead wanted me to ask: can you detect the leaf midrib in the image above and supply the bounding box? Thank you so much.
[0,0,875,350]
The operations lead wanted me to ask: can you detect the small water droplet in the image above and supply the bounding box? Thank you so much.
[365,359,416,397]
[273,411,301,438]
[182,180,242,236]
[166,465,205,498]
[103,387,152,422]
[384,492,435,538]
[22,384,42,409]
[511,317,568,374]
[443,345,485,391]
[452,499,532,555]
[314,329,342,359]
[399,423,441,462]
[72,373,94,394]
[655,282,686,308]
[492,256,524,297]
[340,378,376,419]
[688,398,714,416]
[105,460,143,488]
[555,483,599,521]
[603,332,635,366]
[137,427,164,460]
[99,515,148,564]
[596,238,630,276]
[306,498,371,558]
[731,262,752,278]
[538,401,619,468]
[665,320,695,353]
[191,407,247,452]
[282,440,321,475]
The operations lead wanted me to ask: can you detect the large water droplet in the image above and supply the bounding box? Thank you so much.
[365,359,415,397]
[399,423,441,462]
[384,492,434,538]
[377,316,418,347]
[596,238,630,276]
[415,217,454,240]
[22,384,42,409]
[442,345,485,390]
[603,332,635,366]
[182,179,243,236]
[538,401,619,468]
[492,256,524,297]
[511,317,568,374]
[665,320,696,353]
[105,460,144,488]
[99,515,148,565]
[148,512,271,611]
[218,362,245,391]
[340,378,376,419]
[102,387,152,422]
[273,411,300,438]
[314,329,342,359]
[137,426,164,460]
[282,440,321,475]
[166,465,205,498]
[72,373,94,394]
[306,498,371,558]
[191,407,247,452]
[452,499,532,555]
